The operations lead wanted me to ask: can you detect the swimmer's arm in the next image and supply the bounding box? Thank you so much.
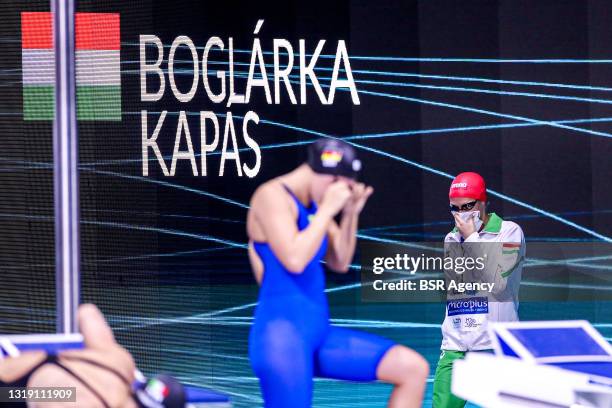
[325,183,372,272]
[325,212,358,273]
[253,185,335,274]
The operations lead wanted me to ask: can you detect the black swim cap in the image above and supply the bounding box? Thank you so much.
[307,138,362,179]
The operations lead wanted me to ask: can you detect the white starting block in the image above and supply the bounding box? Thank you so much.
[0,333,231,407]
[452,320,612,407]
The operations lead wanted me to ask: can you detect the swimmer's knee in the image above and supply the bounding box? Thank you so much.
[397,346,429,380]
[378,345,429,385]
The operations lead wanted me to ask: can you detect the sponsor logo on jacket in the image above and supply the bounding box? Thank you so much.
[447,297,488,316]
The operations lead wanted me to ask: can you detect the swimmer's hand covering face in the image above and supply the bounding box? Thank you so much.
[319,181,352,218]
[453,210,483,232]
[343,182,374,216]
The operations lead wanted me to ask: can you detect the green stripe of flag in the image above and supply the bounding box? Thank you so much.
[23,86,54,120]
[23,85,121,120]
[77,86,121,120]
[502,249,520,255]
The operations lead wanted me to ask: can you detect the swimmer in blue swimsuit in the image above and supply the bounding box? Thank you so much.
[247,139,429,408]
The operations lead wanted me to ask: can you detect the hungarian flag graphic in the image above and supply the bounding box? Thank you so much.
[21,12,121,121]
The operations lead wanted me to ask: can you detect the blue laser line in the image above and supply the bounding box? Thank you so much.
[109,58,612,94]
[5,118,611,243]
[124,41,612,63]
[123,64,612,106]
[78,114,612,168]
[347,141,611,242]
[0,212,246,249]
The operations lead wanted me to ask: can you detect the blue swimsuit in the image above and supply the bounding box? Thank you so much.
[249,186,395,408]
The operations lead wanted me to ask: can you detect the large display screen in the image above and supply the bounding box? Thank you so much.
[1,1,611,406]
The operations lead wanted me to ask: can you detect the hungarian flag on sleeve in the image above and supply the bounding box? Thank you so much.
[21,12,121,121]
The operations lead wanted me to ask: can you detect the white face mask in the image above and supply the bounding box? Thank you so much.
[453,210,483,231]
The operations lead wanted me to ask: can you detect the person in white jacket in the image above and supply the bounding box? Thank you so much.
[432,172,526,408]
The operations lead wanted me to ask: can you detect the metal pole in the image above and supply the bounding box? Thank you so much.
[52,0,80,334]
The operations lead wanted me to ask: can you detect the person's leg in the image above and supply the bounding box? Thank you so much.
[432,350,467,408]
[315,326,428,408]
[249,319,314,408]
[376,345,429,408]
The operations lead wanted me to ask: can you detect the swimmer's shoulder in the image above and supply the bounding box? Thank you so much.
[248,179,293,243]
[249,178,290,212]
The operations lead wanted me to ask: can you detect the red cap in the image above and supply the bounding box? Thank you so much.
[449,172,487,202]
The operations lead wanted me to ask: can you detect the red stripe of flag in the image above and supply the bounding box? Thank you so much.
[502,243,521,248]
[21,12,119,50]
[21,12,52,49]
[76,13,120,50]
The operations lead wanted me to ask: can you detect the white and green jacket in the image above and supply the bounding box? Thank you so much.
[441,213,525,351]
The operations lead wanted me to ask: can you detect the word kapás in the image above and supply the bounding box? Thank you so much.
[139,20,359,177]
